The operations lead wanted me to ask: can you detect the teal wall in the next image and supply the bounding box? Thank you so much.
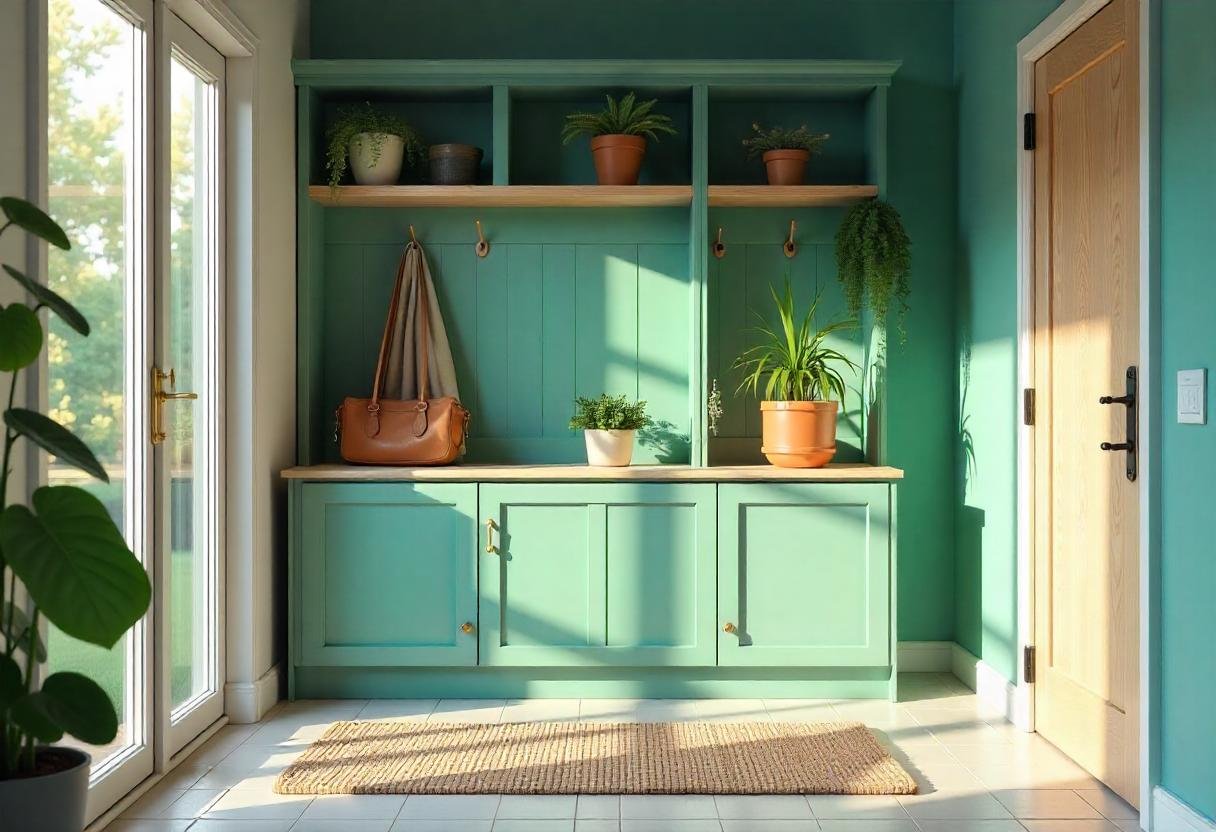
[951,0,1058,684]
[1160,1,1216,819]
[310,0,960,644]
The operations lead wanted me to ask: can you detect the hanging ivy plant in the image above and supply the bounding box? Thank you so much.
[834,199,912,342]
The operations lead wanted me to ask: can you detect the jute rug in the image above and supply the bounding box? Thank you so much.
[273,720,917,795]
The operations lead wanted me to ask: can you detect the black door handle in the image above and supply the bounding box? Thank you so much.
[1100,441,1134,452]
[1099,394,1134,406]
[1098,366,1137,482]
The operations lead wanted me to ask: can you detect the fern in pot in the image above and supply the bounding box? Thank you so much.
[0,198,151,831]
[734,281,857,468]
[835,198,912,341]
[561,92,677,186]
[743,123,830,186]
[570,395,651,466]
[326,102,425,188]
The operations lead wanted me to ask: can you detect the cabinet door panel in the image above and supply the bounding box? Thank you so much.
[718,483,890,667]
[299,482,477,666]
[480,483,715,666]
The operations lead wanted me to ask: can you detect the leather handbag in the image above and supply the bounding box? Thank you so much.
[338,243,469,465]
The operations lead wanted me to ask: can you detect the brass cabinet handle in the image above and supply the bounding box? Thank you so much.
[485,518,498,554]
[460,622,475,634]
[723,622,737,634]
[151,367,199,445]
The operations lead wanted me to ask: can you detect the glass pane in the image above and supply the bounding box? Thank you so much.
[45,0,143,770]
[168,56,217,714]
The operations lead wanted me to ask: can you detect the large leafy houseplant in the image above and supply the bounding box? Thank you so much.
[0,197,151,778]
[834,198,912,342]
[325,102,426,189]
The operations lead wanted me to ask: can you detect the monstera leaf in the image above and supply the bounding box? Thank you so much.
[0,304,42,371]
[0,486,150,649]
[9,672,117,746]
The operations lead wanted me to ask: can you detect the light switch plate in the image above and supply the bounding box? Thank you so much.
[1177,369,1206,425]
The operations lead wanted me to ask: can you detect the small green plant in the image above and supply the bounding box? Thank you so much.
[0,197,151,778]
[325,102,425,189]
[742,123,830,158]
[569,394,651,431]
[561,93,678,145]
[835,198,912,342]
[734,280,858,402]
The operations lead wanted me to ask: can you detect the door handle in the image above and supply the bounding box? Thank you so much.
[485,518,498,554]
[1097,366,1137,482]
[151,367,198,445]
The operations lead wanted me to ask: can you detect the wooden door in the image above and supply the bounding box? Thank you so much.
[1032,0,1140,805]
[298,483,478,667]
[478,484,716,666]
[717,483,891,668]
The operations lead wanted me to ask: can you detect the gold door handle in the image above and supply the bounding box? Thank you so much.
[485,518,498,554]
[723,622,737,634]
[151,367,198,445]
[460,622,475,635]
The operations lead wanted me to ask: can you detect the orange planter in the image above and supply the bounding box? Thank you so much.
[760,400,838,468]
[590,134,647,185]
[762,148,811,185]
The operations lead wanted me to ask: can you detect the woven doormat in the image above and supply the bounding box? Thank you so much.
[273,720,917,795]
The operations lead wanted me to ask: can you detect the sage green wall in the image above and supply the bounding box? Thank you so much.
[310,0,960,643]
[1160,1,1216,819]
[951,0,1058,684]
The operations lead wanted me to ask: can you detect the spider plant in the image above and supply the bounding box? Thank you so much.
[560,92,678,144]
[734,281,858,402]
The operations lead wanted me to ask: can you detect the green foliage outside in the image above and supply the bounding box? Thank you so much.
[561,93,678,144]
[742,122,831,158]
[569,394,652,431]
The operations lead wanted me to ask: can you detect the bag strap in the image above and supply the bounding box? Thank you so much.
[369,241,432,408]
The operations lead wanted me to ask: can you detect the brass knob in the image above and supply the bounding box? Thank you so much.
[723,622,737,634]
[460,622,474,634]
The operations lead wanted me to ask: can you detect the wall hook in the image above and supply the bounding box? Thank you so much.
[712,227,727,259]
[783,219,797,259]
[408,224,419,245]
[475,219,490,258]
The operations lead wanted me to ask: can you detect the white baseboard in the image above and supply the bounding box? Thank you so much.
[1154,787,1216,832]
[950,643,1032,730]
[225,662,282,724]
[897,640,954,672]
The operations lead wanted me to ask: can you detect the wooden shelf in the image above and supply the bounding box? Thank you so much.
[708,185,877,207]
[281,463,904,482]
[308,185,693,208]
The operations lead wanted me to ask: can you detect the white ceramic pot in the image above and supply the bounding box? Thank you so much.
[584,429,636,466]
[348,132,405,185]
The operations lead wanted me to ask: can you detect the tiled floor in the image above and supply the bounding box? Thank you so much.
[106,673,1141,832]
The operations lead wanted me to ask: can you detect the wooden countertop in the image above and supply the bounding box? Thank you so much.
[280,463,903,482]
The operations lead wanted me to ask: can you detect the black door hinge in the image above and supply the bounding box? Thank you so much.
[1023,388,1035,426]
[1024,112,1036,150]
[1024,645,1036,684]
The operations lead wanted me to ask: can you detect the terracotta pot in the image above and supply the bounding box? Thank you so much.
[348,132,405,185]
[584,429,636,466]
[590,134,647,185]
[760,400,838,468]
[0,746,90,832]
[762,148,811,186]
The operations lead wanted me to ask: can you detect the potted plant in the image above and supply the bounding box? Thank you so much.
[0,197,151,831]
[743,123,830,186]
[326,102,425,188]
[569,394,651,466]
[734,280,857,468]
[428,143,484,185]
[835,198,912,341]
[561,93,677,186]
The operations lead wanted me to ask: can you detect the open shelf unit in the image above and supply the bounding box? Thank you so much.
[295,59,898,469]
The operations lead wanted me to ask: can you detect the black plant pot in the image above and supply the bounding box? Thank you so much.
[428,143,483,185]
[0,747,90,831]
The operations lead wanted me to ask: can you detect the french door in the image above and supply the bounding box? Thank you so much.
[44,0,226,820]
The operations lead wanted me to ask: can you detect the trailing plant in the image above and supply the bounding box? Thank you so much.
[569,394,651,431]
[834,198,912,342]
[734,280,858,402]
[325,102,426,189]
[742,123,830,158]
[0,197,151,778]
[560,93,678,144]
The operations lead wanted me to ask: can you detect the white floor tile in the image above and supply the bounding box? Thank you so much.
[300,794,408,820]
[357,699,439,722]
[579,700,643,722]
[104,820,195,832]
[1076,788,1139,820]
[720,822,818,832]
[912,820,1028,832]
[713,795,813,819]
[992,789,1104,819]
[202,789,313,821]
[620,821,723,832]
[620,795,718,819]
[431,700,507,722]
[293,820,394,832]
[500,699,581,723]
[899,791,1015,820]
[576,795,621,818]
[491,821,574,832]
[806,794,909,819]
[574,821,623,832]
[816,821,918,832]
[389,820,493,832]
[188,821,297,832]
[397,795,502,820]
[496,794,578,818]
[159,788,228,819]
[1019,822,1124,832]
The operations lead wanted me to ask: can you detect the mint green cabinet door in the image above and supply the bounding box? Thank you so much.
[718,483,891,667]
[479,483,716,666]
[298,482,478,667]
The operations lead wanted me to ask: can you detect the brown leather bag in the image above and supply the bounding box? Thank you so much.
[338,243,469,465]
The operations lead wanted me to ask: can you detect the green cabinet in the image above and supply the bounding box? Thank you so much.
[717,483,891,667]
[478,483,717,667]
[297,482,478,667]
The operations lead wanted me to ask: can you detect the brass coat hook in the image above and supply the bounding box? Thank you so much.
[475,219,490,258]
[712,226,727,259]
[783,219,797,259]
[408,224,419,245]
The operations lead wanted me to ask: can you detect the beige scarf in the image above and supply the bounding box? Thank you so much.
[382,242,461,402]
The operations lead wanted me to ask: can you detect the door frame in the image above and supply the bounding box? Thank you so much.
[1015,0,1159,819]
